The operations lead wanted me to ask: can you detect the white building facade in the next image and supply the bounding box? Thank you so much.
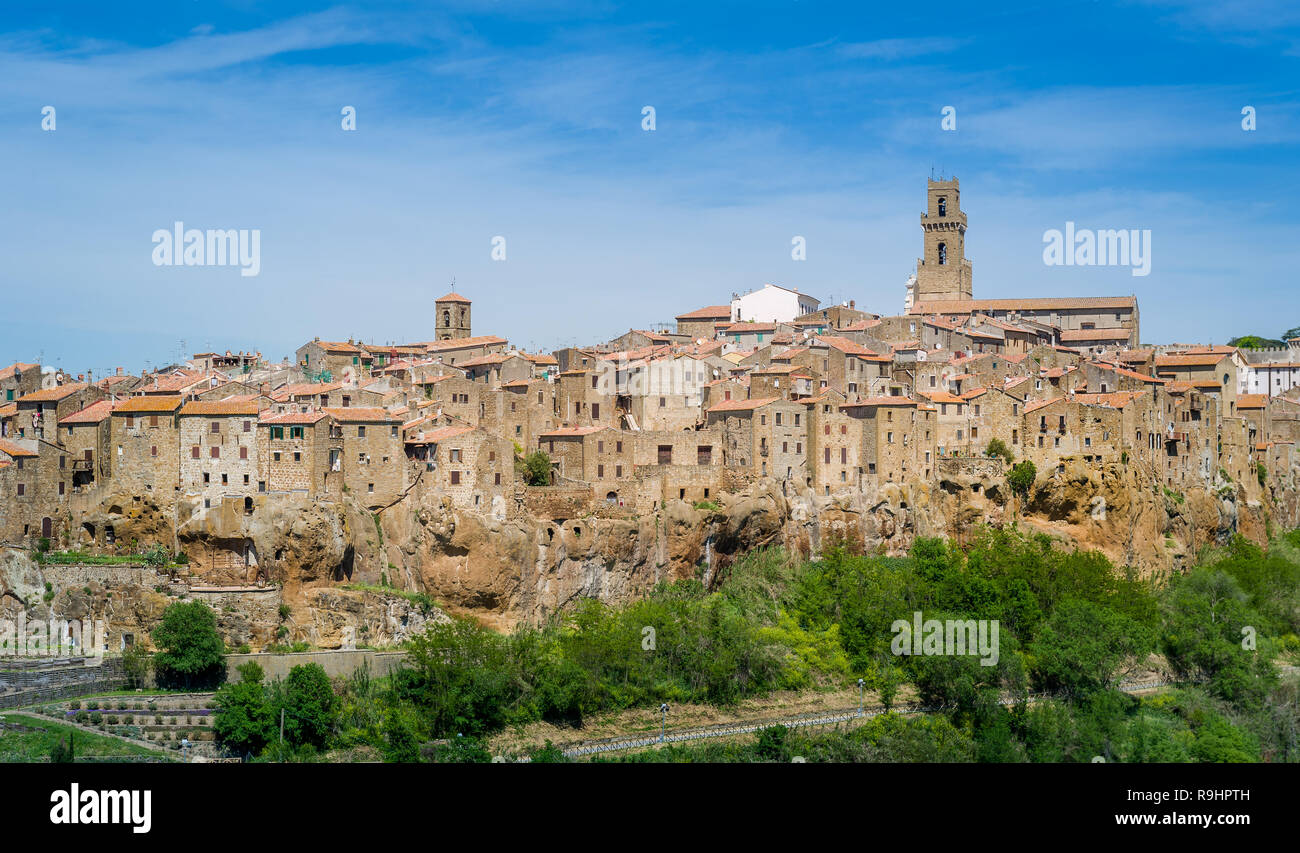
[730,284,819,324]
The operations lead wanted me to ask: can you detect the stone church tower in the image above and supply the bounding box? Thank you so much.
[908,177,973,309]
[435,292,472,340]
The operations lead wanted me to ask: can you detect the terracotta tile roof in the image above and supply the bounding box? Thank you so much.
[0,362,39,381]
[840,397,919,408]
[0,438,38,457]
[771,347,809,360]
[813,336,880,357]
[60,400,118,424]
[917,391,967,405]
[17,382,89,403]
[521,353,558,365]
[457,353,516,368]
[724,322,778,334]
[675,305,733,321]
[140,371,221,393]
[1236,394,1268,409]
[960,386,989,400]
[436,292,472,303]
[320,407,399,422]
[539,426,611,437]
[706,396,781,413]
[272,382,343,401]
[407,425,474,444]
[312,340,365,354]
[113,395,184,413]
[0,403,15,418]
[1154,353,1231,368]
[909,296,1137,315]
[501,379,533,389]
[260,411,329,425]
[1073,391,1147,409]
[179,400,261,417]
[1094,363,1167,384]
[1024,396,1064,414]
[423,335,508,352]
[1059,328,1134,342]
[751,364,803,375]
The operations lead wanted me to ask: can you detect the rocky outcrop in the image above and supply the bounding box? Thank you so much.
[9,452,1298,641]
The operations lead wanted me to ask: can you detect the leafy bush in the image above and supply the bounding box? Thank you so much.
[1007,460,1037,497]
[517,450,553,486]
[984,438,1013,465]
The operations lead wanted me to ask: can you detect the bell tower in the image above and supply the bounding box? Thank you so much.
[435,291,472,340]
[912,177,973,308]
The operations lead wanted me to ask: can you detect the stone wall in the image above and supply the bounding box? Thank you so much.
[224,648,406,682]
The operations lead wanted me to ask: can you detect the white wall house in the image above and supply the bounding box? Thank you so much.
[730,283,819,324]
[1239,360,1300,396]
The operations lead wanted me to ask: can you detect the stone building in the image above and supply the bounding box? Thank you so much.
[14,382,104,441]
[58,400,118,492]
[321,407,404,506]
[675,305,733,339]
[840,397,937,486]
[257,411,341,497]
[0,362,42,405]
[178,400,262,505]
[435,292,472,340]
[108,395,185,496]
[907,177,973,308]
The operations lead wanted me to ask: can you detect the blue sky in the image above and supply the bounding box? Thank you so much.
[1,0,1297,374]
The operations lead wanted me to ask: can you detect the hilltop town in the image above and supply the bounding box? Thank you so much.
[2,178,1299,647]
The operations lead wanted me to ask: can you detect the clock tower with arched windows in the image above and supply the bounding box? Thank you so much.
[435,292,472,340]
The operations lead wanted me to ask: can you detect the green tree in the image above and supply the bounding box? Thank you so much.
[518,450,553,486]
[984,437,1013,465]
[150,601,225,688]
[213,663,275,755]
[1007,460,1037,498]
[121,644,151,690]
[1029,600,1155,697]
[275,663,338,749]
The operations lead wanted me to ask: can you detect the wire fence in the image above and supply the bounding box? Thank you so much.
[530,674,1214,761]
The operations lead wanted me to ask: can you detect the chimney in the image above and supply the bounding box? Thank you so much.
[849,300,855,310]
[116,366,123,376]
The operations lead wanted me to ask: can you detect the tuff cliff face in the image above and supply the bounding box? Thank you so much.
[5,455,1298,642]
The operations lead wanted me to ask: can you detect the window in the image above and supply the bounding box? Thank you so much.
[937,196,947,216]
[698,446,712,465]
[598,464,604,478]
[240,446,248,460]
[210,421,220,433]
[291,426,304,439]
[358,425,366,438]
[450,449,461,463]
[192,446,200,459]
[840,448,847,464]
[824,448,831,463]
[210,446,219,458]
[292,452,301,462]
[16,483,23,496]
[840,425,846,435]
[659,397,666,408]
[151,415,160,427]
[616,441,623,453]
[243,420,251,432]
[887,432,894,443]
[271,426,284,439]
[794,413,800,426]
[494,473,501,485]
[450,471,460,485]
[273,452,281,462]
[616,465,623,477]
[938,242,947,264]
